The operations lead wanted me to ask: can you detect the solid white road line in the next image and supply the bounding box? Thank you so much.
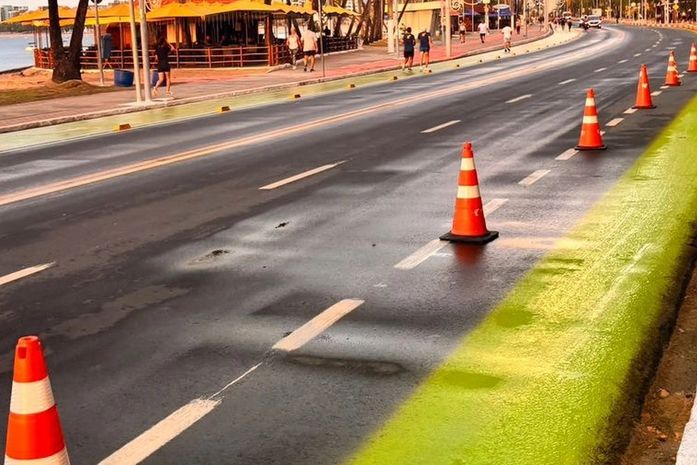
[558,78,576,85]
[651,90,662,96]
[0,263,55,287]
[676,386,697,465]
[519,169,550,186]
[618,59,629,64]
[259,161,345,190]
[555,148,578,161]
[594,67,607,73]
[395,239,448,270]
[624,107,638,114]
[505,94,532,104]
[98,399,220,465]
[273,299,364,352]
[606,118,624,127]
[421,120,461,133]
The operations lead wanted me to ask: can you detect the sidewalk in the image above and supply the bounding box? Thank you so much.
[0,28,553,134]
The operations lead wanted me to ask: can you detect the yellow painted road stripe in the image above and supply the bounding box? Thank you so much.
[273,299,365,352]
[258,161,346,190]
[0,263,55,287]
[0,32,620,209]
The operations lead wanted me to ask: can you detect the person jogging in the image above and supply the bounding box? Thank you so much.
[417,28,432,72]
[502,24,512,52]
[478,21,489,43]
[402,27,416,71]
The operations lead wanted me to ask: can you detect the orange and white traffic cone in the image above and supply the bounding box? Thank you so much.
[665,51,682,86]
[440,142,498,244]
[688,43,697,72]
[576,88,607,151]
[4,336,70,465]
[634,64,656,109]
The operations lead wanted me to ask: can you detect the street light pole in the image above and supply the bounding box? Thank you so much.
[445,0,452,58]
[127,0,142,103]
[138,0,152,102]
[93,0,104,86]
[318,0,326,77]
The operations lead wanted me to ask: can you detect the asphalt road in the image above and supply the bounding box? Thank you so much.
[1,25,696,465]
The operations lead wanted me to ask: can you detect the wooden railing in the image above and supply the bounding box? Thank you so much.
[33,37,359,70]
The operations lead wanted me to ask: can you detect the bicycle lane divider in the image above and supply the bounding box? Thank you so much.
[345,94,697,465]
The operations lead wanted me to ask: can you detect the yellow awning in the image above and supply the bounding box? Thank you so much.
[96,3,132,17]
[322,4,359,16]
[274,2,314,14]
[85,16,137,26]
[3,6,80,24]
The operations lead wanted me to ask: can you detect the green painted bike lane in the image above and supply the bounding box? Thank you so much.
[345,97,697,464]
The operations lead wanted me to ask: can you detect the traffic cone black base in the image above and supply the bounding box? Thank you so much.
[440,230,499,244]
[576,144,607,151]
[633,104,656,109]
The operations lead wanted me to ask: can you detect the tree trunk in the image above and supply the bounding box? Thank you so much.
[50,0,90,82]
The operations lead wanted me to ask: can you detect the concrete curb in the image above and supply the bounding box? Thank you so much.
[0,29,556,135]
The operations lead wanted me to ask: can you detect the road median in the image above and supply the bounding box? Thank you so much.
[345,94,697,465]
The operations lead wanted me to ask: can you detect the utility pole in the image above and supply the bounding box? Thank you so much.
[138,0,152,102]
[127,0,142,103]
[93,0,104,86]
[445,0,451,58]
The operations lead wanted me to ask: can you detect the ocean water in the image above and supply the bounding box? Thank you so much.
[0,34,95,72]
[0,35,35,72]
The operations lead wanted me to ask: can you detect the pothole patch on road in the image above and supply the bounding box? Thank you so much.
[286,355,404,376]
[189,248,231,265]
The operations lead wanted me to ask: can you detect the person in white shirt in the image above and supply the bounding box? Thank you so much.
[302,28,318,72]
[478,22,489,43]
[502,25,512,52]
[286,27,300,69]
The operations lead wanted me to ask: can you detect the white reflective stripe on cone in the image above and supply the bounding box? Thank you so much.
[585,98,595,106]
[456,185,481,199]
[9,378,55,415]
[459,158,475,171]
[582,115,599,124]
[5,448,70,465]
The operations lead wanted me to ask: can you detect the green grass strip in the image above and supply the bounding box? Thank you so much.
[346,96,697,465]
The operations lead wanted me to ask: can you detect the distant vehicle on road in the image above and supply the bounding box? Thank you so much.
[587,15,602,28]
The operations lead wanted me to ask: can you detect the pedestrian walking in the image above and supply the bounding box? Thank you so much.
[502,24,512,52]
[153,35,175,98]
[402,27,416,71]
[302,26,318,72]
[417,28,432,71]
[459,20,466,43]
[567,18,573,30]
[515,15,521,34]
[478,21,488,43]
[286,27,300,69]
[560,17,566,29]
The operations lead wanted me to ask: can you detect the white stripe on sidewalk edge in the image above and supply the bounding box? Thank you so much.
[421,120,461,133]
[0,263,55,287]
[259,161,345,190]
[606,118,624,127]
[519,169,550,186]
[505,94,532,104]
[555,148,578,161]
[677,388,697,465]
[394,199,507,270]
[273,299,364,352]
[97,399,220,465]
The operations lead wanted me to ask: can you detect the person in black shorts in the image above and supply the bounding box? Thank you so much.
[402,27,416,71]
[153,35,175,97]
[417,28,432,72]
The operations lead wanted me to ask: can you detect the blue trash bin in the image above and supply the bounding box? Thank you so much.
[114,69,134,87]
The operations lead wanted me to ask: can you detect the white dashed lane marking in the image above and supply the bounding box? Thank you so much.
[594,67,607,73]
[558,78,576,85]
[259,161,345,190]
[652,90,662,96]
[555,148,578,161]
[421,120,461,133]
[624,107,638,114]
[506,94,533,104]
[519,170,551,186]
[606,118,624,127]
[0,263,55,287]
